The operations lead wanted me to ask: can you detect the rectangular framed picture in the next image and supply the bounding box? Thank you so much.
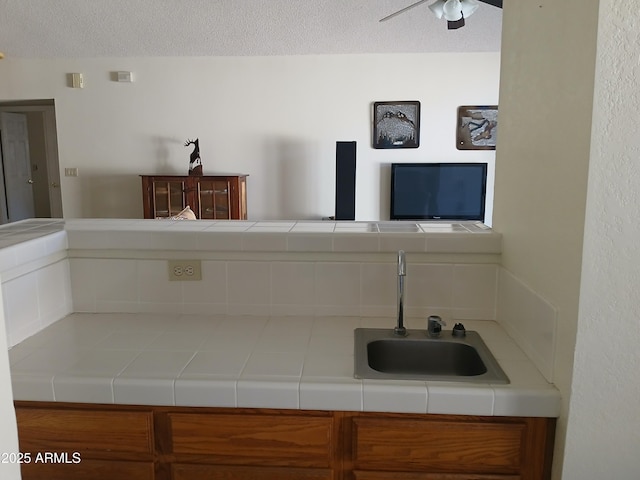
[457,105,498,150]
[373,101,420,149]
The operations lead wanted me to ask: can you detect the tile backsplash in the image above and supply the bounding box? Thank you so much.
[496,268,558,382]
[1,219,503,349]
[68,257,499,321]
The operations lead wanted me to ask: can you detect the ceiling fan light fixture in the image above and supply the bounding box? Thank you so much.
[442,0,463,21]
[447,18,466,29]
[428,0,446,19]
[460,0,480,18]
[382,0,500,28]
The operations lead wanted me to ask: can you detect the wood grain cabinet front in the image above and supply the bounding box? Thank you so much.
[348,413,554,480]
[15,403,155,480]
[165,410,338,479]
[172,464,335,480]
[20,459,156,480]
[14,403,555,480]
[351,473,520,480]
[168,411,335,467]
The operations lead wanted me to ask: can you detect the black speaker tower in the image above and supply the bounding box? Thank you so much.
[335,141,356,220]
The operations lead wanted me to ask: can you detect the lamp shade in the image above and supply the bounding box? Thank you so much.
[442,0,463,21]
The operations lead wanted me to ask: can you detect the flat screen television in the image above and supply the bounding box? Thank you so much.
[390,163,487,221]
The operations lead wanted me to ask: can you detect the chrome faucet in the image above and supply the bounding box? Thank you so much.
[394,250,407,336]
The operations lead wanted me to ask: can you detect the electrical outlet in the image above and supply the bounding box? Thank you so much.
[168,260,202,281]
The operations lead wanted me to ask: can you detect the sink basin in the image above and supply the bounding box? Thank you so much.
[354,328,509,384]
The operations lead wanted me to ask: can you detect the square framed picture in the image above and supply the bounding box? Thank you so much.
[373,101,420,149]
[457,105,498,150]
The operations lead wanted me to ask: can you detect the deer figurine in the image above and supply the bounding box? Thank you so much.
[184,138,203,176]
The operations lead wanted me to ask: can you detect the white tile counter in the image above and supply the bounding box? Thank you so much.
[9,313,560,417]
[63,218,501,254]
[1,218,559,419]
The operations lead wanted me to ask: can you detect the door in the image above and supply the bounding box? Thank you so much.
[0,112,35,222]
[0,101,63,221]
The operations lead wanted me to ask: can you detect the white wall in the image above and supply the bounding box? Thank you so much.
[0,286,22,480]
[562,0,640,477]
[492,0,599,478]
[0,54,499,222]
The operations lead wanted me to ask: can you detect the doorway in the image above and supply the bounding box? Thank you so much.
[0,99,63,223]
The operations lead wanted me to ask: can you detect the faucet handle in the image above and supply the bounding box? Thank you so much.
[427,315,446,337]
[452,322,466,337]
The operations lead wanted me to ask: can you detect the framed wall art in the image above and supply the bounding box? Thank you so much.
[457,105,498,150]
[373,101,420,149]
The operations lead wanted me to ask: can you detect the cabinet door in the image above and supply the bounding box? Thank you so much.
[16,407,154,455]
[351,417,524,475]
[168,412,334,467]
[353,472,520,480]
[21,459,155,480]
[172,464,333,480]
[196,179,232,219]
[151,178,187,218]
[16,406,156,480]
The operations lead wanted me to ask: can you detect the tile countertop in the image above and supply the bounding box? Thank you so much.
[63,218,502,254]
[8,313,560,417]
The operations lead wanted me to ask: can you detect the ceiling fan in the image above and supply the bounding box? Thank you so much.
[380,0,503,30]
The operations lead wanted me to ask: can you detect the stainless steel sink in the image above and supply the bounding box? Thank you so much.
[354,328,509,384]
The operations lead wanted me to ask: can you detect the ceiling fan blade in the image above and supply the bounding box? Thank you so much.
[379,0,431,22]
[478,0,503,7]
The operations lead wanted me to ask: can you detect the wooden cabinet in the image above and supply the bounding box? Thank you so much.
[14,402,555,480]
[166,409,338,480]
[19,460,156,480]
[141,175,248,220]
[347,413,555,480]
[15,403,156,480]
[171,465,334,480]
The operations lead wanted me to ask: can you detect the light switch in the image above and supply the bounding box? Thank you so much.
[64,168,78,177]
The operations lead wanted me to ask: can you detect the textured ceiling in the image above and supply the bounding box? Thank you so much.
[0,0,502,58]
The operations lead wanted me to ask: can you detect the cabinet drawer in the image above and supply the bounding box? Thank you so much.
[352,417,524,474]
[20,459,154,480]
[172,463,333,480]
[169,412,333,467]
[16,407,154,455]
[353,473,520,480]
